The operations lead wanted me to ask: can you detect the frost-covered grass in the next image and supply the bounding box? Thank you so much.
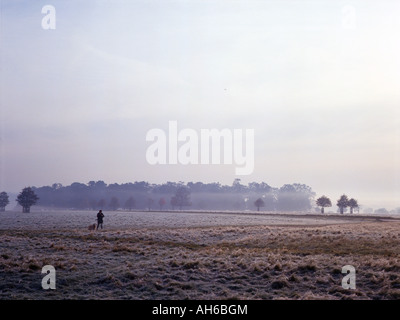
[0,209,387,230]
[1,210,400,299]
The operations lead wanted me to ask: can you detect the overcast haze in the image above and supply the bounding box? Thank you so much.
[1,0,399,209]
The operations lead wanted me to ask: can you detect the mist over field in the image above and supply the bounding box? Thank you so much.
[1,0,399,211]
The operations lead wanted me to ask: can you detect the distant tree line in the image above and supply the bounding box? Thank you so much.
[4,179,316,212]
[2,183,399,214]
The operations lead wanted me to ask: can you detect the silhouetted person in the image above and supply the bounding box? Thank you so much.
[97,210,104,230]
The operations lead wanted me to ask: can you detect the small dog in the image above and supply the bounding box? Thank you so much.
[88,223,96,231]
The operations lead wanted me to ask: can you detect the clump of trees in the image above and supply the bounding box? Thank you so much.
[16,187,39,213]
[315,194,359,214]
[336,195,359,214]
[0,192,10,212]
[276,184,315,211]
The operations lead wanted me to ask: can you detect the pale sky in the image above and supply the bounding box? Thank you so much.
[1,0,400,209]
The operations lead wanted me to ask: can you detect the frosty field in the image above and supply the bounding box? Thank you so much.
[1,210,400,300]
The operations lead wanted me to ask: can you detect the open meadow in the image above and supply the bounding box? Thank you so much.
[1,210,400,300]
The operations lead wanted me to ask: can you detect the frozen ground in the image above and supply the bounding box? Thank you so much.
[1,210,400,300]
[0,209,394,230]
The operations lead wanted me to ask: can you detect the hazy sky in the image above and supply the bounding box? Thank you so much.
[1,0,399,209]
